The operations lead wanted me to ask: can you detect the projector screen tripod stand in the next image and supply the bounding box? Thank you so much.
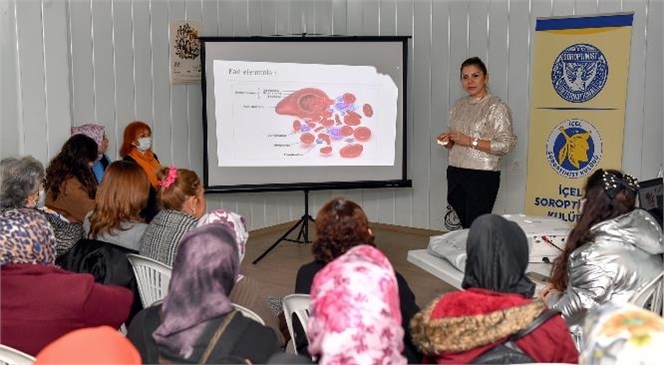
[252,190,315,264]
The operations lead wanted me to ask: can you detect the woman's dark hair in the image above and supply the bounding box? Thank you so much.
[460,56,488,78]
[312,198,375,264]
[550,169,637,291]
[45,134,98,200]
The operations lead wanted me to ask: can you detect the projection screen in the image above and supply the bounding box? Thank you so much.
[200,36,411,193]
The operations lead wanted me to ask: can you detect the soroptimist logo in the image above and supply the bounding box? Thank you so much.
[546,119,602,179]
[551,43,608,103]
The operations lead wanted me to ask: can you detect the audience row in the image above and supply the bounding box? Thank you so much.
[1,120,662,364]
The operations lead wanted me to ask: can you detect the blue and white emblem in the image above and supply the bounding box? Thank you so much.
[551,44,608,103]
[546,119,602,179]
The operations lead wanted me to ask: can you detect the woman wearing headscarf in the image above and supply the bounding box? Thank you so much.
[294,198,421,363]
[197,209,286,347]
[71,123,112,184]
[308,244,406,365]
[543,169,663,346]
[0,208,133,356]
[127,224,280,364]
[410,214,578,364]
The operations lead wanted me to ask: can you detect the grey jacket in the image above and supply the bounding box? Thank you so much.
[550,209,663,345]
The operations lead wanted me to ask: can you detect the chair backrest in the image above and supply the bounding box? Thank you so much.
[232,303,266,325]
[630,271,664,315]
[0,344,35,365]
[126,253,173,307]
[282,294,312,355]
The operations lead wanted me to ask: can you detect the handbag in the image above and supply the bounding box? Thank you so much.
[472,308,562,364]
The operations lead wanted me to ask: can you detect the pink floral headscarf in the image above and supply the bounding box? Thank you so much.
[308,244,406,365]
[71,123,105,148]
[197,209,248,264]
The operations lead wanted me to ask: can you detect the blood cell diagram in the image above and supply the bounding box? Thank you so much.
[275,88,374,158]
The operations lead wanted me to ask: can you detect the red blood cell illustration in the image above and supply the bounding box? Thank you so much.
[300,133,315,144]
[340,126,354,137]
[321,109,333,118]
[293,120,301,131]
[275,88,334,120]
[342,93,356,104]
[335,114,341,125]
[340,144,363,158]
[318,133,331,144]
[320,146,333,155]
[354,126,372,142]
[363,103,374,117]
[343,110,362,126]
[314,126,324,132]
[321,119,335,127]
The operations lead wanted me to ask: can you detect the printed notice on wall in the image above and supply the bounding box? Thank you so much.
[170,21,201,84]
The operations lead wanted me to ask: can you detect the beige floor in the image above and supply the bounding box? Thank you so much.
[242,221,456,308]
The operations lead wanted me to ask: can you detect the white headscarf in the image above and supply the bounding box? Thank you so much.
[197,209,249,264]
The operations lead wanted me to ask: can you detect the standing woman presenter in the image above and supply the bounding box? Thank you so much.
[438,57,517,228]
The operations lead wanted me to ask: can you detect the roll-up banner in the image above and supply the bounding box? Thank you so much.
[524,13,634,222]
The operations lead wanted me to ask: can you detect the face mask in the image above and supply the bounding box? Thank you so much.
[136,137,152,152]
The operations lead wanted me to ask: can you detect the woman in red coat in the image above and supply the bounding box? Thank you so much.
[410,214,578,364]
[0,208,133,356]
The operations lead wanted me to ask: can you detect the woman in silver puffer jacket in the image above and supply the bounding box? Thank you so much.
[542,169,663,347]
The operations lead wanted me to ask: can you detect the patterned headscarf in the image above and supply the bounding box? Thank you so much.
[580,303,664,365]
[462,214,535,297]
[197,209,249,264]
[153,224,239,360]
[307,245,406,365]
[71,123,105,148]
[0,208,56,265]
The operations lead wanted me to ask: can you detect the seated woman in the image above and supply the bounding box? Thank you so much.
[71,123,112,184]
[45,134,98,223]
[84,161,150,251]
[139,166,206,266]
[308,244,407,364]
[544,169,663,345]
[198,210,286,348]
[1,155,46,212]
[0,208,133,356]
[294,198,421,363]
[410,214,578,364]
[127,224,281,364]
[120,121,161,222]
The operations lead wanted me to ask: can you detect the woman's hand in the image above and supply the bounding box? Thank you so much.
[538,283,559,300]
[447,130,471,146]
[436,132,454,149]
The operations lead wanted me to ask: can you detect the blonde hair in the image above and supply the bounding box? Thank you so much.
[89,161,150,239]
[157,167,201,211]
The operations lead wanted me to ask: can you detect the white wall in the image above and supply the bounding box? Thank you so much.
[2,0,662,230]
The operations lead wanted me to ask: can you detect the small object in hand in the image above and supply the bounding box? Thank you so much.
[527,271,551,284]
[437,139,449,146]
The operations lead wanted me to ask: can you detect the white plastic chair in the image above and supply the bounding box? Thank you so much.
[0,344,35,365]
[630,271,664,315]
[126,254,172,307]
[282,294,311,354]
[232,303,265,325]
